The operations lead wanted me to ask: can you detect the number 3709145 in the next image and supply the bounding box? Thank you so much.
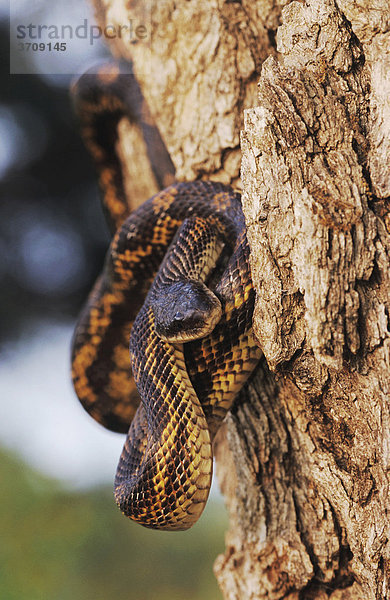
[18,42,67,52]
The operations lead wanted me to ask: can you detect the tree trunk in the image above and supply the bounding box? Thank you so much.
[92,0,390,597]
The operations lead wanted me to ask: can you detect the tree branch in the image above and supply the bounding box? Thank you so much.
[91,0,390,597]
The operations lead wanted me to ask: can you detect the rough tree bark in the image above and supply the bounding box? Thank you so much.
[91,1,390,598]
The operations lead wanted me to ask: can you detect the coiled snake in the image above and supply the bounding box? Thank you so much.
[71,64,262,530]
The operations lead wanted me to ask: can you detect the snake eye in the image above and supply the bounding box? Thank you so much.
[174,311,184,321]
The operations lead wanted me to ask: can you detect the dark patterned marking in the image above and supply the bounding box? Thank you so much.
[71,65,262,531]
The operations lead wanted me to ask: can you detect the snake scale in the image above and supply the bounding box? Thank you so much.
[71,64,262,530]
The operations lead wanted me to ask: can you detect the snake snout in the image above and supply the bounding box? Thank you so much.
[152,280,222,343]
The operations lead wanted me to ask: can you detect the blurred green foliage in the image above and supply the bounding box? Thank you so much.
[0,450,227,600]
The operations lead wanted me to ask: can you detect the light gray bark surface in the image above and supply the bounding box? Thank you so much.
[93,0,284,185]
[92,1,390,597]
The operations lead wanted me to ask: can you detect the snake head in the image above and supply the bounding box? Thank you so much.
[151,280,222,343]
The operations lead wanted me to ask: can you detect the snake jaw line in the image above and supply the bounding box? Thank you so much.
[155,300,223,343]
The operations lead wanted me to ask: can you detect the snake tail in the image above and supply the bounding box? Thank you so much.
[71,61,175,232]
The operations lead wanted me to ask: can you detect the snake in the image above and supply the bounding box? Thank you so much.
[71,63,262,531]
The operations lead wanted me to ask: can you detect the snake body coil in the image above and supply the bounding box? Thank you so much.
[71,65,262,530]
